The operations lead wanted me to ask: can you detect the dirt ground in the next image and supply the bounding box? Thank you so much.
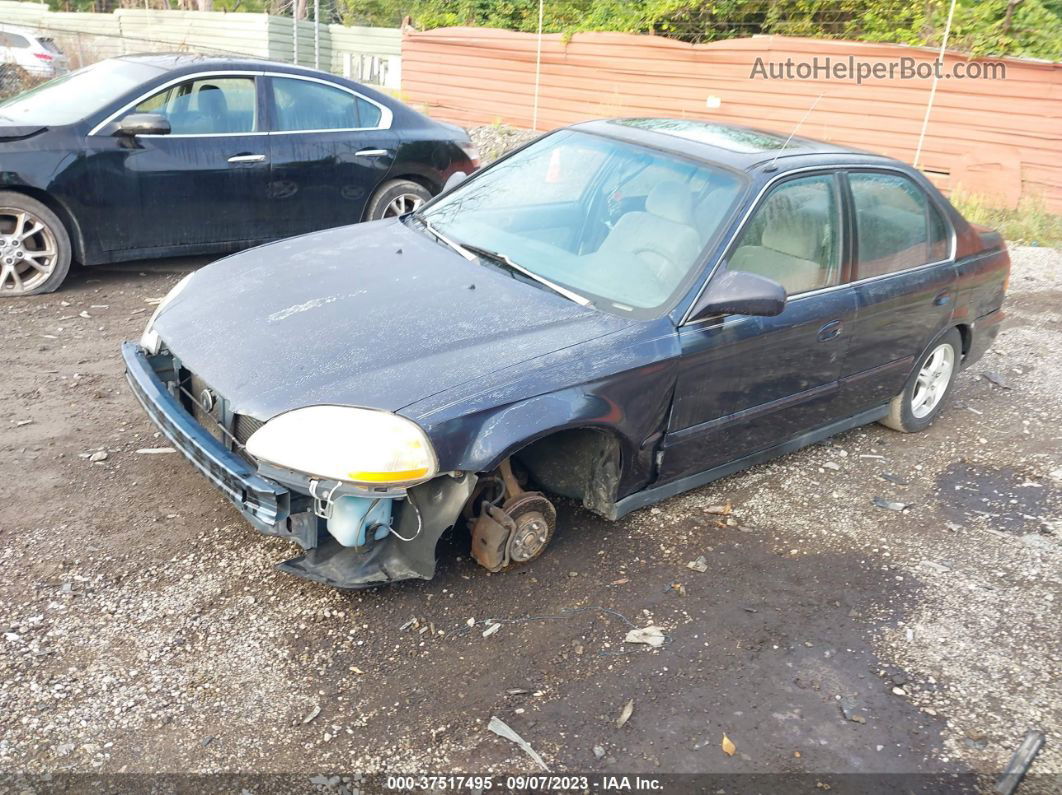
[0,246,1059,789]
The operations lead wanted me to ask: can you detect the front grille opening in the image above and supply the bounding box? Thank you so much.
[176,367,260,464]
[234,413,264,446]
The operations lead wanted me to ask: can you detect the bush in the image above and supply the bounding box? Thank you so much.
[337,0,1062,60]
[950,191,1062,248]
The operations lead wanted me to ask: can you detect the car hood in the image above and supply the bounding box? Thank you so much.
[154,219,631,420]
[0,119,47,141]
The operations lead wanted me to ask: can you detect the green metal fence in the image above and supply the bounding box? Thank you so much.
[0,2,400,86]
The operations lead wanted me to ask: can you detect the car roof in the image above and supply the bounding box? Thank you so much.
[109,52,332,78]
[571,117,892,172]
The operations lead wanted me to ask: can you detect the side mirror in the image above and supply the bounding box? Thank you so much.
[116,113,170,137]
[443,171,467,192]
[689,269,787,322]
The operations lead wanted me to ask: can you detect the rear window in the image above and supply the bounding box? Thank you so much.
[0,32,30,48]
[39,37,62,54]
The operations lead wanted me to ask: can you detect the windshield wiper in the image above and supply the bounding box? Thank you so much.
[420,217,477,262]
[417,218,590,306]
[459,243,591,307]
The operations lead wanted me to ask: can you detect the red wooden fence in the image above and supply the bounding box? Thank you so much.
[402,28,1062,212]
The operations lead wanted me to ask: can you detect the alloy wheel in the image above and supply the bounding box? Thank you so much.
[911,343,955,419]
[382,193,424,218]
[0,208,59,295]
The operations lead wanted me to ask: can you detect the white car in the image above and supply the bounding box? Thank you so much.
[0,24,68,80]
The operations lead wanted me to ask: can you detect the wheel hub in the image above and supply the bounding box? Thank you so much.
[501,493,557,565]
[911,342,955,419]
[509,511,549,562]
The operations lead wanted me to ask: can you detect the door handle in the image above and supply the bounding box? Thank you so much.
[227,154,266,164]
[354,149,389,157]
[817,319,843,342]
[933,291,953,306]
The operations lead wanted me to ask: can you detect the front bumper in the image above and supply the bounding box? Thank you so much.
[122,341,290,535]
[122,341,476,588]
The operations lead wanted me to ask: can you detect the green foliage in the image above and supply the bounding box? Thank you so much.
[331,0,1062,60]
[943,0,1062,58]
[44,0,1062,60]
[950,191,1062,248]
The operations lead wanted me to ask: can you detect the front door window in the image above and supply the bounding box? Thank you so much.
[728,173,842,295]
[134,76,257,135]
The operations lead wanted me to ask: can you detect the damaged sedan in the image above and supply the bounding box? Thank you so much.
[123,118,1009,588]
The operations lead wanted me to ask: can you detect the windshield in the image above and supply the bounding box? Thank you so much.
[418,129,743,314]
[0,59,162,126]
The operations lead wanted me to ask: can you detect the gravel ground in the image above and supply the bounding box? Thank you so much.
[470,125,540,163]
[0,246,1058,787]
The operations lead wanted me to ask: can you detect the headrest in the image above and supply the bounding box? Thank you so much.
[646,180,694,226]
[760,195,820,262]
[198,86,227,115]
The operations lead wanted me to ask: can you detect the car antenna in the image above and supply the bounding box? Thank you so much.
[764,92,824,173]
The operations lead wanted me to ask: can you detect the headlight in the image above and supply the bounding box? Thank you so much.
[140,272,194,354]
[245,405,438,488]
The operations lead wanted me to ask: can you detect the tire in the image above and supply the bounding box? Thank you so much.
[0,191,72,296]
[879,328,962,433]
[365,179,432,221]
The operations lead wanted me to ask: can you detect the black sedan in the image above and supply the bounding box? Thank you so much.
[0,54,479,295]
[123,118,1009,589]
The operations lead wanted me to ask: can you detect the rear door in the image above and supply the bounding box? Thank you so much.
[660,170,857,481]
[837,169,956,413]
[264,74,397,237]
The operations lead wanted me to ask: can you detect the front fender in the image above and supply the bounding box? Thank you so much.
[408,319,682,503]
[440,385,639,475]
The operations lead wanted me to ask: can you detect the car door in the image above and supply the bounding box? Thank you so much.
[836,169,956,413]
[96,73,272,253]
[659,171,857,482]
[264,74,398,237]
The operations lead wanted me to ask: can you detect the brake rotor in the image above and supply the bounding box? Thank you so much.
[502,492,557,564]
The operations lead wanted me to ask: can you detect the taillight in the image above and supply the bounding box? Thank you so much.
[33,52,53,61]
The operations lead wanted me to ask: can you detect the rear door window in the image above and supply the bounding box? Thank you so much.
[270,77,382,131]
[849,171,950,278]
[356,97,381,127]
[0,33,30,48]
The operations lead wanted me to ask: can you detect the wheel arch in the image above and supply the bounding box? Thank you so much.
[954,322,973,359]
[389,172,439,194]
[482,423,631,519]
[0,185,86,264]
[361,173,439,222]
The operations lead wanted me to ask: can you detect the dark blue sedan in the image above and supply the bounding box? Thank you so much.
[123,118,1009,588]
[0,54,478,295]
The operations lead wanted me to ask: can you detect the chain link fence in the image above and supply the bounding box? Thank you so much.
[0,24,242,101]
[0,64,43,101]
